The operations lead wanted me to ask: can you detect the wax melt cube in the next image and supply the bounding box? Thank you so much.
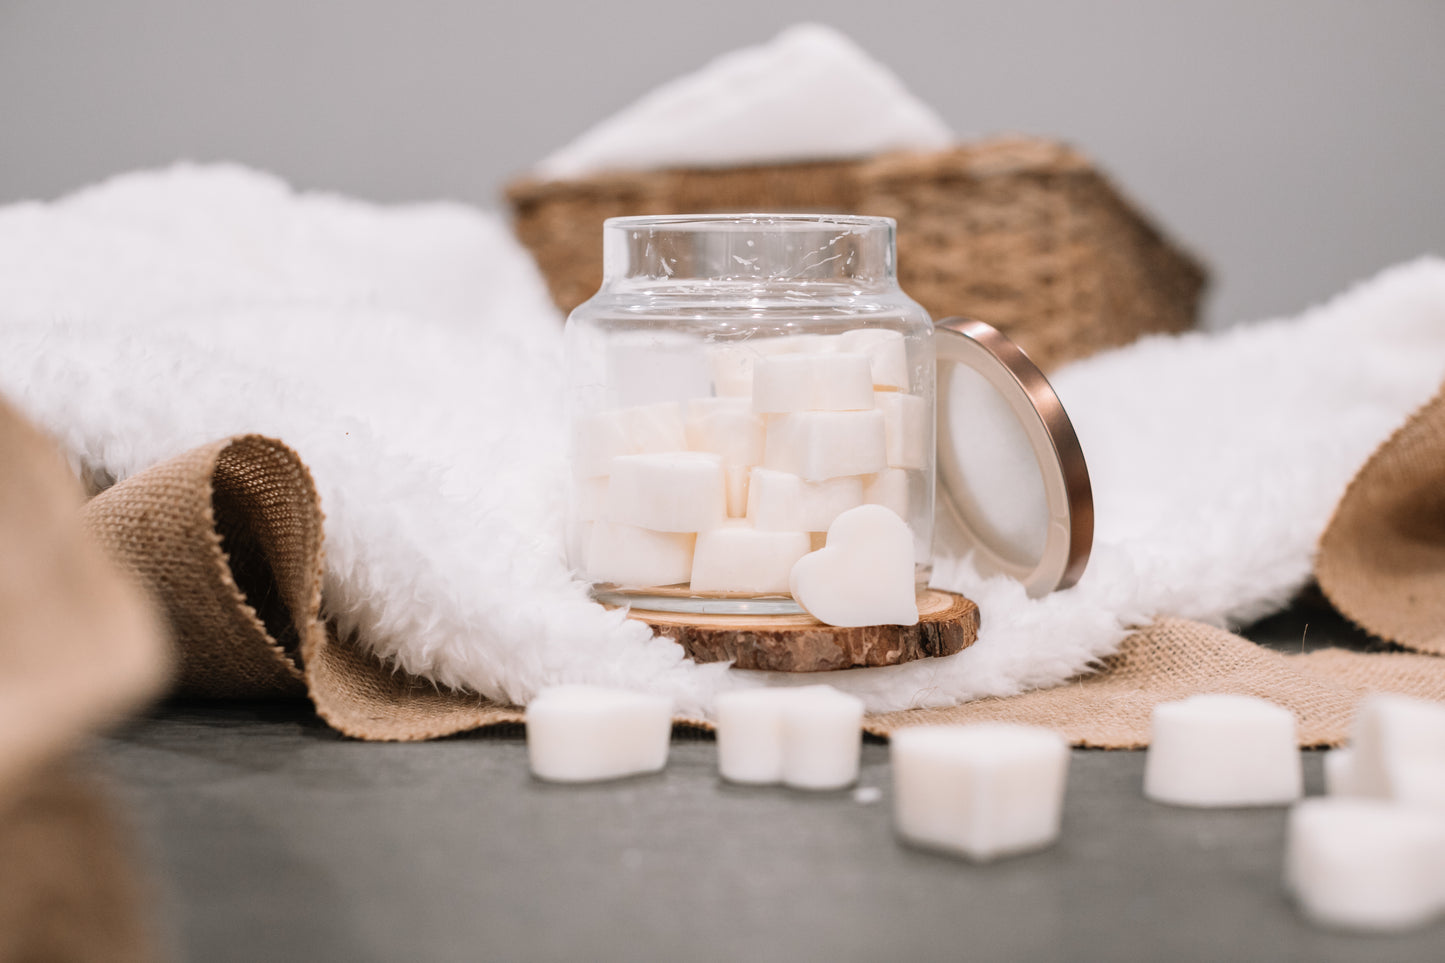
[685,397,765,466]
[891,724,1070,861]
[1324,748,1366,797]
[1144,695,1302,807]
[526,685,673,783]
[708,344,757,398]
[714,685,863,790]
[762,410,887,481]
[724,465,750,518]
[690,525,810,595]
[789,505,918,627]
[780,686,866,790]
[746,468,862,532]
[1285,798,1445,932]
[876,391,929,470]
[1350,694,1445,813]
[862,468,911,520]
[606,452,727,532]
[586,522,695,587]
[752,352,875,413]
[572,402,688,477]
[838,328,910,390]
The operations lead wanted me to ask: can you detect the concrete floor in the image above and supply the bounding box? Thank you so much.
[95,602,1444,962]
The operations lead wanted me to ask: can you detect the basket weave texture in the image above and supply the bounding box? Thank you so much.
[507,137,1208,371]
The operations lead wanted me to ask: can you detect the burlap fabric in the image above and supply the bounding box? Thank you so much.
[506,138,1208,371]
[0,396,170,963]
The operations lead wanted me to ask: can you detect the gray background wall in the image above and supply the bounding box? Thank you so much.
[1,0,1440,328]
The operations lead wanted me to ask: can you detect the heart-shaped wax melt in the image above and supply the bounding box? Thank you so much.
[789,504,919,627]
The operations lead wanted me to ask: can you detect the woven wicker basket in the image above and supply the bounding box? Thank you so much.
[506,136,1207,371]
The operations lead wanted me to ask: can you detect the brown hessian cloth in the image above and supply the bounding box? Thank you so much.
[0,395,170,963]
[7,381,1445,750]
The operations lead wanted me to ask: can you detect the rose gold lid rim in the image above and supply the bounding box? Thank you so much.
[934,317,1093,596]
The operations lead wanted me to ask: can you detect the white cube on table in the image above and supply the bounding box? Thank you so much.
[746,467,863,533]
[862,468,911,521]
[876,391,930,470]
[1285,797,1445,932]
[779,686,866,790]
[891,724,1070,861]
[572,402,688,477]
[714,686,864,789]
[1324,747,1366,797]
[685,397,765,466]
[606,452,727,532]
[1144,694,1302,807]
[838,328,911,390]
[586,522,695,587]
[1350,694,1445,813]
[762,410,887,481]
[752,352,875,413]
[690,525,810,595]
[526,685,674,783]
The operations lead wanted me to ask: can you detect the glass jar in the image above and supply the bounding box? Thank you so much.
[563,213,1092,618]
[564,214,934,615]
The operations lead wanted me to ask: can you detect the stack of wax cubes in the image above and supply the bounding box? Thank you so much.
[571,329,927,599]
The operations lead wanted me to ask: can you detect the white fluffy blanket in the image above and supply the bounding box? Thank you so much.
[2,166,1443,716]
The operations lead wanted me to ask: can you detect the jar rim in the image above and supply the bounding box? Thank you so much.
[604,212,895,232]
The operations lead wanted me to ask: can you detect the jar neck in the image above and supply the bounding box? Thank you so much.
[601,214,898,291]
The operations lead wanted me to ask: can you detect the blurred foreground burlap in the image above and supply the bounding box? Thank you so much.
[38,381,1445,750]
[0,396,170,963]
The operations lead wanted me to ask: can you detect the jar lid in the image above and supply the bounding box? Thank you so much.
[934,318,1093,597]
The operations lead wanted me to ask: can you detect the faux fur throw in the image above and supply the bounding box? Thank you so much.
[2,166,1443,716]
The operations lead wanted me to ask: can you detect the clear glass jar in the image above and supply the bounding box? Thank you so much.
[564,214,934,616]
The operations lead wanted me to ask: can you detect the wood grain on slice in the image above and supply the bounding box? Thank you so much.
[625,590,979,673]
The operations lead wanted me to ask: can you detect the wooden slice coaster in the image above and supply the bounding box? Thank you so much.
[626,590,979,673]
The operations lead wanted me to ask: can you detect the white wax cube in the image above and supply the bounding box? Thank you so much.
[572,402,688,477]
[789,505,919,627]
[1285,798,1445,932]
[1324,748,1366,797]
[724,465,750,518]
[690,525,810,595]
[1144,695,1302,807]
[862,468,911,521]
[708,344,756,398]
[762,410,888,481]
[526,685,673,783]
[876,391,929,470]
[587,522,695,587]
[838,328,911,390]
[1350,694,1445,813]
[891,724,1070,861]
[752,352,875,413]
[685,397,765,465]
[714,688,797,785]
[606,452,727,532]
[746,467,863,532]
[780,686,866,790]
[714,685,862,789]
[605,333,711,407]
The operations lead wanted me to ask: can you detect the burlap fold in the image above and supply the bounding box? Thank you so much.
[0,395,170,963]
[1316,381,1445,656]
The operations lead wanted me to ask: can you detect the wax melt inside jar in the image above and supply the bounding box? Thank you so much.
[564,214,935,616]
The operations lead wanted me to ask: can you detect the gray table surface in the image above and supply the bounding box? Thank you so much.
[94,600,1443,962]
